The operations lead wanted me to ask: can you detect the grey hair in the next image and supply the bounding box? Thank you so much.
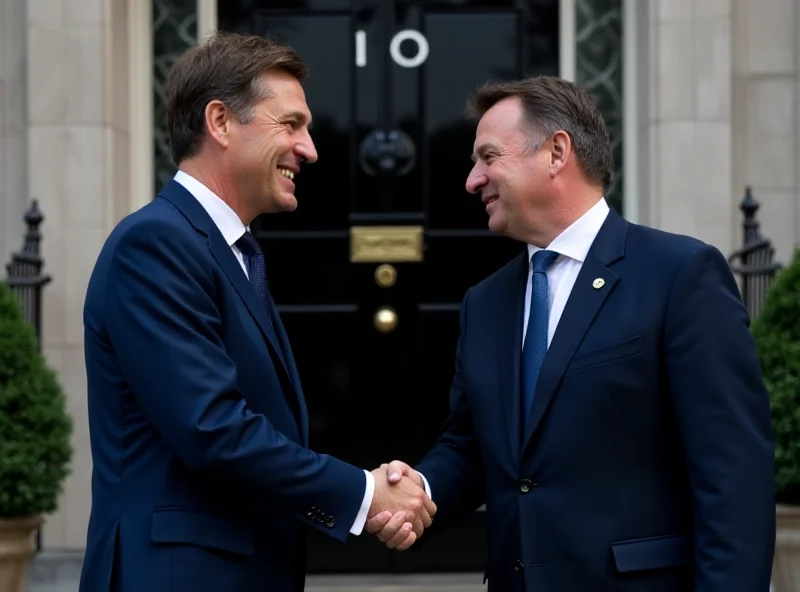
[229,75,273,124]
[466,76,613,189]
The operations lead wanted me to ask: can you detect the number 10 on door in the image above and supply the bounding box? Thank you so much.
[355,30,430,68]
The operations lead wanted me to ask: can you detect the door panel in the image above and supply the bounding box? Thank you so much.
[281,308,359,462]
[219,0,559,574]
[424,13,519,229]
[251,13,355,230]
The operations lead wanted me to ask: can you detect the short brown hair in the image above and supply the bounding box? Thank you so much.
[467,76,612,190]
[166,32,309,165]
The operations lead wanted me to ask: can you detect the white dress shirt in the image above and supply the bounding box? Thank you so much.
[523,197,610,345]
[175,171,250,276]
[173,171,375,535]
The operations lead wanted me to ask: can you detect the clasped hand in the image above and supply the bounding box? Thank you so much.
[366,460,436,551]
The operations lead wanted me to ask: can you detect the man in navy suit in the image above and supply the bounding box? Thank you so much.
[367,76,775,590]
[79,32,434,592]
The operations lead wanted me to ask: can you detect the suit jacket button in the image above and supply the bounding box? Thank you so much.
[514,559,524,572]
[519,479,535,493]
[326,516,336,528]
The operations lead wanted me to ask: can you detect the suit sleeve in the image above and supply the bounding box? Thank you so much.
[101,219,365,541]
[664,244,775,591]
[415,289,486,536]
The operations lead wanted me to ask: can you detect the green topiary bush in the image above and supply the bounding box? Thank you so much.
[751,248,800,505]
[0,282,72,518]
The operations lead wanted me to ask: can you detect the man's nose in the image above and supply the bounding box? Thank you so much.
[296,132,318,164]
[466,165,487,194]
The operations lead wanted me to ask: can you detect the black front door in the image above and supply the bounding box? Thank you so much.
[219,0,559,574]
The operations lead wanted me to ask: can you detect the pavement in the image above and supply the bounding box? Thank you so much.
[25,552,775,592]
[25,552,487,592]
[304,573,486,591]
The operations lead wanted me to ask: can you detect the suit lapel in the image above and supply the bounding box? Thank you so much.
[158,180,295,391]
[497,251,530,466]
[521,210,628,454]
[206,231,292,382]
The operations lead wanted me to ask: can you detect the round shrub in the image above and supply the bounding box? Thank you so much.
[0,282,72,518]
[751,248,800,505]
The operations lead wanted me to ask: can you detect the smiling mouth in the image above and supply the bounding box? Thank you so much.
[277,167,295,181]
[483,195,498,205]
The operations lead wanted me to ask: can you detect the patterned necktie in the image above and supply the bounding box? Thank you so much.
[236,230,271,311]
[521,249,559,435]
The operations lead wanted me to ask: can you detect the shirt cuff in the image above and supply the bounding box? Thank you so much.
[417,470,432,500]
[349,469,375,535]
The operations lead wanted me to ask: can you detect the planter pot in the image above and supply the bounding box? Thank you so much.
[773,504,800,592]
[0,515,42,592]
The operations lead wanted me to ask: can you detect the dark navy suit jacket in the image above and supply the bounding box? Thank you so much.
[79,180,365,592]
[416,210,775,592]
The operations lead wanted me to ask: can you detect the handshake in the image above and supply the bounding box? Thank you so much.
[365,460,437,551]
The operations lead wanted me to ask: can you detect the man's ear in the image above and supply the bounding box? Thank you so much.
[549,130,572,177]
[205,100,231,149]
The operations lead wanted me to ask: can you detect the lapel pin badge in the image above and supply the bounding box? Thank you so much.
[592,278,605,289]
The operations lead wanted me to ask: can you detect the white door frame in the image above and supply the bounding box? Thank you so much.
[128,0,154,213]
[560,0,576,81]
[622,0,639,224]
[198,0,217,41]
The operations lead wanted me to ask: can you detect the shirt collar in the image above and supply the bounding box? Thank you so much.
[527,197,610,264]
[174,170,248,247]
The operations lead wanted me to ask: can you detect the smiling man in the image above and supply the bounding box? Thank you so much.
[368,76,775,592]
[79,32,434,592]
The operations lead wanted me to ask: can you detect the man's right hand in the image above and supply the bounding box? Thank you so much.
[368,464,436,550]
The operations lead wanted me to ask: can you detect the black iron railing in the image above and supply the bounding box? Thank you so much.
[4,200,51,346]
[727,187,782,319]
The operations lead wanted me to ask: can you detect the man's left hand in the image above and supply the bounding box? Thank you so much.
[366,460,428,550]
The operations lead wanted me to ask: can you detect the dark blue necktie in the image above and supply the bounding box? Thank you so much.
[237,231,294,375]
[521,249,559,434]
[236,231,271,312]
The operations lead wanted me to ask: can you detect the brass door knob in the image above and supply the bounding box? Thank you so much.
[374,264,397,288]
[373,306,398,334]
